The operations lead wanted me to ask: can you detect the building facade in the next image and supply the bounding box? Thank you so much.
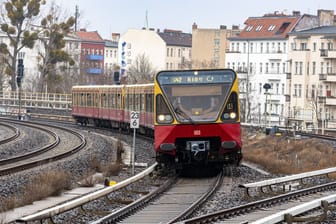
[118,28,192,83]
[226,12,300,126]
[75,29,105,85]
[192,23,240,69]
[287,25,336,130]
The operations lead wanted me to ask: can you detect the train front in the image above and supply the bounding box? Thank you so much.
[154,69,242,170]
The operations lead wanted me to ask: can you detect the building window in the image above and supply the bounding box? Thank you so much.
[260,43,263,53]
[294,84,297,97]
[255,25,263,31]
[170,48,173,57]
[231,43,235,52]
[167,48,169,57]
[243,42,246,53]
[276,83,279,94]
[250,43,253,53]
[299,62,303,75]
[246,25,253,31]
[259,62,262,73]
[268,25,276,31]
[277,63,280,74]
[283,42,286,53]
[321,62,324,74]
[266,42,269,53]
[282,63,286,73]
[313,42,317,51]
[259,83,262,94]
[312,61,316,75]
[298,84,302,97]
[282,83,284,94]
[265,63,269,73]
[178,49,181,57]
[295,62,298,75]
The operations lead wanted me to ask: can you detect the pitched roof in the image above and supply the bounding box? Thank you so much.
[289,25,336,36]
[231,14,300,40]
[158,29,192,47]
[75,30,104,43]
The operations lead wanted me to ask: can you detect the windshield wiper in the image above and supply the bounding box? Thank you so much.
[174,106,195,124]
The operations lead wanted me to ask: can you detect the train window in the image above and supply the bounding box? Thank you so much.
[156,94,173,124]
[111,94,115,108]
[95,92,99,108]
[141,94,145,111]
[102,93,107,108]
[135,94,140,111]
[117,93,121,109]
[87,93,92,107]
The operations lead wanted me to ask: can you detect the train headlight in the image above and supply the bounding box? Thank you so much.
[223,112,237,120]
[230,112,236,119]
[157,114,173,123]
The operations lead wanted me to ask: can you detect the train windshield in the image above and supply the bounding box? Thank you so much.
[156,69,236,122]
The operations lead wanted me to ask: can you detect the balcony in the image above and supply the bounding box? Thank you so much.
[320,49,336,59]
[86,54,103,61]
[86,68,102,74]
[319,73,336,82]
[326,97,336,106]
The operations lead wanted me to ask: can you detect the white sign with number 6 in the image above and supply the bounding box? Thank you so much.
[130,111,140,129]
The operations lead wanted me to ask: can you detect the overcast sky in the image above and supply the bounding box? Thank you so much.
[52,0,336,39]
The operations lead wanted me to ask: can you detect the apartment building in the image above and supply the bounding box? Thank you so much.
[287,25,336,130]
[75,29,105,85]
[118,28,192,80]
[191,23,240,69]
[104,33,119,84]
[226,9,336,127]
[226,12,300,125]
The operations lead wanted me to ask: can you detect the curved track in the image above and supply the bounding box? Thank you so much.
[0,122,19,144]
[0,118,86,176]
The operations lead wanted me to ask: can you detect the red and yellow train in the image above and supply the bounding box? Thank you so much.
[72,69,242,171]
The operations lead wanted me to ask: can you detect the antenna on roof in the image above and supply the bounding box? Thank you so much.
[145,10,149,30]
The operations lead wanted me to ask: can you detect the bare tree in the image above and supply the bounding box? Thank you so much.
[0,0,45,91]
[37,3,75,93]
[126,53,155,84]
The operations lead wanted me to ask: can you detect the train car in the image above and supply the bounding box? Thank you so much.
[72,85,101,125]
[123,84,154,135]
[154,69,242,171]
[72,85,124,127]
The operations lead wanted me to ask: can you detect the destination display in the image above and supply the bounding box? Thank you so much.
[157,70,235,85]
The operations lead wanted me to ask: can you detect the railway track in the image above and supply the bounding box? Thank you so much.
[182,173,336,223]
[0,122,19,144]
[96,171,224,224]
[0,118,86,176]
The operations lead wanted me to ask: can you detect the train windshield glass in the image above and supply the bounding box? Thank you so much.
[157,70,236,122]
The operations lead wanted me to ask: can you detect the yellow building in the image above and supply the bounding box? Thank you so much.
[191,23,240,69]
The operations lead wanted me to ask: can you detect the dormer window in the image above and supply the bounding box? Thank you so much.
[268,25,276,31]
[246,26,253,31]
[255,25,263,31]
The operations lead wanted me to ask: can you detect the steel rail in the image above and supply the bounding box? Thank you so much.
[0,122,19,144]
[15,163,158,223]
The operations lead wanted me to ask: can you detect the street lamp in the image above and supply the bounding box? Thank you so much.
[263,83,271,134]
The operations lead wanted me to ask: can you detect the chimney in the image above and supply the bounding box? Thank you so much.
[220,25,227,30]
[292,11,301,17]
[111,33,120,42]
[192,22,198,30]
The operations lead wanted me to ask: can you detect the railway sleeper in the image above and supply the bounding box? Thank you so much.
[284,200,336,223]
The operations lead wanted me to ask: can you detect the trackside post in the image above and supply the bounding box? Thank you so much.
[130,111,139,175]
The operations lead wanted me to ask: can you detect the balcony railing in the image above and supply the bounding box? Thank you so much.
[86,54,104,60]
[319,73,336,82]
[86,68,102,74]
[320,49,336,58]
